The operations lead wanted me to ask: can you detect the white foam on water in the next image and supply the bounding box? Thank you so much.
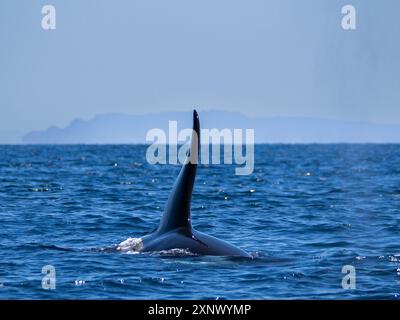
[117,237,144,252]
[153,248,199,256]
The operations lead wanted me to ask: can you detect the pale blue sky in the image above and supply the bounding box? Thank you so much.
[1,0,399,141]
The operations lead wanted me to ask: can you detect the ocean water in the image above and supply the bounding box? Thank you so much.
[0,144,400,299]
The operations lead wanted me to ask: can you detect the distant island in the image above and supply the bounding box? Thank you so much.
[22,110,400,144]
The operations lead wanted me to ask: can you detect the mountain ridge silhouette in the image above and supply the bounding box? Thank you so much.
[22,110,400,144]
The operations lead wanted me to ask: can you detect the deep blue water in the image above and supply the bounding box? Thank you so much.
[0,144,400,299]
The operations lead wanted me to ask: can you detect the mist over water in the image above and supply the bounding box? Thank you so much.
[0,144,399,299]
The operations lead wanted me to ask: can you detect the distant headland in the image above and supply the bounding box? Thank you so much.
[20,110,400,144]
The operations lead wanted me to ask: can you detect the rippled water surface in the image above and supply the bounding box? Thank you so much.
[1,144,400,299]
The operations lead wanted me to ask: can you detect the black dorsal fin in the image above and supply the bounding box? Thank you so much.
[156,110,200,233]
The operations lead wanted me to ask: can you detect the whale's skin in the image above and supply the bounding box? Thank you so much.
[122,110,251,258]
[141,227,251,257]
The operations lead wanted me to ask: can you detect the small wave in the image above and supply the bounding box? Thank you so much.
[74,280,87,286]
[140,276,167,284]
[233,252,293,264]
[29,187,50,192]
[90,245,119,253]
[21,243,75,252]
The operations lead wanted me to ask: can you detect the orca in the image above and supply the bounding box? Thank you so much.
[118,110,251,258]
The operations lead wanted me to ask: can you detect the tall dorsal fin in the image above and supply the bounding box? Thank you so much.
[157,110,200,233]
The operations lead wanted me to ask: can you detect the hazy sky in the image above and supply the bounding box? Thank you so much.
[1,0,400,140]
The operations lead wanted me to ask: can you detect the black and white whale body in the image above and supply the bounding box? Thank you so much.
[118,110,251,258]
